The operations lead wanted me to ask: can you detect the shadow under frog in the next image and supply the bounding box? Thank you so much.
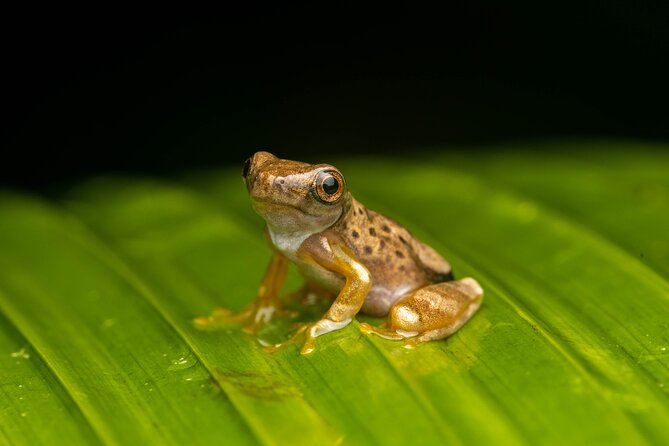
[195,152,483,354]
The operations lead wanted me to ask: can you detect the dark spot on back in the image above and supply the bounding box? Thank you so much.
[351,230,359,238]
[358,208,364,215]
[382,225,391,233]
[399,236,407,244]
[399,265,406,271]
[395,250,405,258]
[364,246,373,255]
[380,240,386,248]
[369,227,376,236]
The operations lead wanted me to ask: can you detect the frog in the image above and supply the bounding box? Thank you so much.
[194,151,483,354]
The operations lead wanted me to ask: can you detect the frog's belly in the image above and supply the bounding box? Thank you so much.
[361,283,419,317]
[296,260,419,317]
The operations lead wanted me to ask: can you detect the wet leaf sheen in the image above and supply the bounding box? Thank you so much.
[0,142,667,445]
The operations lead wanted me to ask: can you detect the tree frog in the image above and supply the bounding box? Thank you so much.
[195,152,483,354]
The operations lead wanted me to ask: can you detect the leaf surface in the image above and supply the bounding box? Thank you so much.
[1,141,667,445]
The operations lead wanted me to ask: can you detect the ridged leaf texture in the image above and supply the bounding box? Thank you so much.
[1,141,668,445]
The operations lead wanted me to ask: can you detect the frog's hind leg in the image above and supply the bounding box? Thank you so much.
[359,321,405,340]
[361,278,483,349]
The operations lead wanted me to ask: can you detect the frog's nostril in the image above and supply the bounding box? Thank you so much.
[242,157,252,179]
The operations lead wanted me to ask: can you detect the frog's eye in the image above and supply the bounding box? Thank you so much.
[313,170,345,204]
[242,157,252,179]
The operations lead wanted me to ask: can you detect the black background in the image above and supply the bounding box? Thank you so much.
[3,4,668,190]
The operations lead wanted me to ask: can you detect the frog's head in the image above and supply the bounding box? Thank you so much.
[242,151,351,233]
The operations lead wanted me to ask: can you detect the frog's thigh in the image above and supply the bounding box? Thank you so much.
[388,278,483,346]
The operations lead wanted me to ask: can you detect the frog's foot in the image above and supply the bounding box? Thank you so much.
[193,304,298,334]
[261,324,309,353]
[359,322,405,340]
[264,318,352,355]
[193,306,254,330]
[242,305,300,335]
[365,278,483,349]
[359,321,443,348]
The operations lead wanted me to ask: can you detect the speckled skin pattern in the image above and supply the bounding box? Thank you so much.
[332,199,453,316]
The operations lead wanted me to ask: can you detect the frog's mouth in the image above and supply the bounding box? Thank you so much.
[251,197,344,226]
[250,197,304,216]
[250,197,300,211]
[251,197,332,219]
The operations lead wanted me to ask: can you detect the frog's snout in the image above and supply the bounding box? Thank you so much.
[243,151,278,189]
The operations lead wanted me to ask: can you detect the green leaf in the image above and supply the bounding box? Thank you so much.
[1,141,668,445]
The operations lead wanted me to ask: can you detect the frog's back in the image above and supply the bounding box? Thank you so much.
[334,199,453,316]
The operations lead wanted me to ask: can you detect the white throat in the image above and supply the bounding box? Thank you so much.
[267,226,314,259]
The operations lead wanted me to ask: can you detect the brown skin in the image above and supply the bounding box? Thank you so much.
[195,152,483,353]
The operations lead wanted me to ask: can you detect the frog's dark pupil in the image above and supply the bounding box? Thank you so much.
[322,176,339,195]
[242,158,251,178]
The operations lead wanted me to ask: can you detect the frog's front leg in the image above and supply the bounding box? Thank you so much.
[270,234,371,355]
[194,251,291,333]
[360,278,483,349]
